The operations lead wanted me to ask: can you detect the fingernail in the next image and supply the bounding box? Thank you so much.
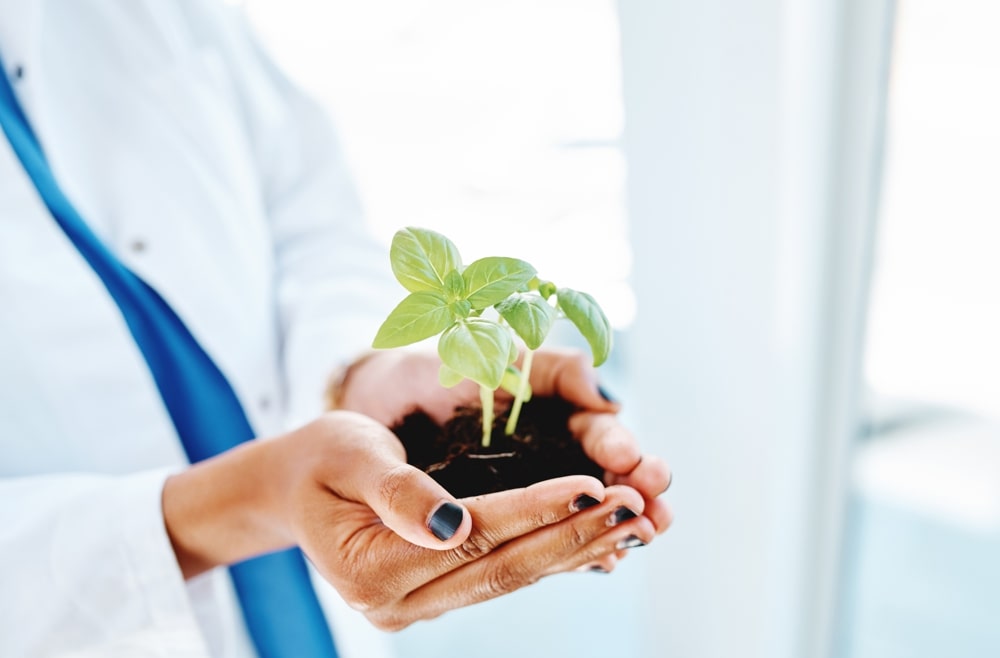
[617,535,647,550]
[610,506,638,525]
[589,566,609,574]
[428,502,464,541]
[597,385,617,403]
[662,471,673,494]
[571,493,601,512]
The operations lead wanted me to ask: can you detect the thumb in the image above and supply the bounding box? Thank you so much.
[323,411,472,550]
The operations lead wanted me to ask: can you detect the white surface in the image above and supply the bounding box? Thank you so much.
[865,0,1000,422]
[623,0,892,656]
[854,418,1000,532]
[243,0,635,329]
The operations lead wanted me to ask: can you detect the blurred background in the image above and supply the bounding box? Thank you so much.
[239,0,1000,656]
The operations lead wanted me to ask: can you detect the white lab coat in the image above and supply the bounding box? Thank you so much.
[0,1,396,656]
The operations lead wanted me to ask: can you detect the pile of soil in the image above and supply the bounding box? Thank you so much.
[392,396,604,498]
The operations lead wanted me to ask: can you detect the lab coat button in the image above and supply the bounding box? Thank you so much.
[258,396,271,412]
[130,239,147,253]
[13,65,24,80]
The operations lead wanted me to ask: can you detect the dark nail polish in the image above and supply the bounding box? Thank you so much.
[611,506,638,525]
[429,502,464,541]
[617,535,647,550]
[571,493,601,512]
[589,566,609,574]
[597,385,617,403]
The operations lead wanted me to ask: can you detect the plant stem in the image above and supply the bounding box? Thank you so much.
[504,349,534,436]
[479,384,494,447]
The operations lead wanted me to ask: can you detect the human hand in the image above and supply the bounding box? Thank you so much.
[330,348,673,552]
[162,412,658,629]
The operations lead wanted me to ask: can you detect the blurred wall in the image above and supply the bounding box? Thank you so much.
[621,1,893,656]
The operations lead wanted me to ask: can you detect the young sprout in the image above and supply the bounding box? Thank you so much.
[372,227,612,447]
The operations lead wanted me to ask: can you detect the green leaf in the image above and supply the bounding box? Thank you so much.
[372,292,454,348]
[438,364,465,388]
[556,287,612,366]
[495,293,556,350]
[444,269,466,301]
[437,319,514,389]
[449,299,472,319]
[390,227,462,293]
[500,366,532,401]
[461,257,537,309]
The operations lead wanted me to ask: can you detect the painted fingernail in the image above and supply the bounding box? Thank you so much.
[610,506,638,525]
[597,385,617,403]
[617,535,647,550]
[428,502,464,541]
[571,493,601,512]
[589,566,609,574]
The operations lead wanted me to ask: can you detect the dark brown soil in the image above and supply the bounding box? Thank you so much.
[391,397,605,498]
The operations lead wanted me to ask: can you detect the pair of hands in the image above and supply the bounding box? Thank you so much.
[163,349,672,631]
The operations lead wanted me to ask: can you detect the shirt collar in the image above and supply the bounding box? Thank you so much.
[0,0,43,80]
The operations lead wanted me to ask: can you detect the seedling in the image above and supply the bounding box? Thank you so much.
[372,227,612,447]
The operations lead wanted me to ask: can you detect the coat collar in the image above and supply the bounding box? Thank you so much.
[0,0,43,75]
[0,0,44,115]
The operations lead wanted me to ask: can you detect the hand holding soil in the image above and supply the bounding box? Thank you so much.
[164,410,662,631]
[319,225,672,617]
[329,348,674,550]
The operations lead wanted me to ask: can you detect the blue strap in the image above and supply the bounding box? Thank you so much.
[0,56,338,658]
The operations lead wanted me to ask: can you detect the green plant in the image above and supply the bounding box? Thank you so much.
[372,227,612,447]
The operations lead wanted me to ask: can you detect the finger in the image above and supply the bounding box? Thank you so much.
[460,475,607,552]
[527,349,619,413]
[607,453,672,500]
[544,502,657,576]
[343,475,609,602]
[642,497,675,535]
[369,486,646,630]
[576,553,620,574]
[568,411,643,475]
[319,411,472,550]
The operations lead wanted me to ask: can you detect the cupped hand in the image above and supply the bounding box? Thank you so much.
[331,349,673,535]
[163,412,658,630]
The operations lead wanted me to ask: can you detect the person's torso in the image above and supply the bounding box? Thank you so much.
[0,3,297,657]
[0,0,289,482]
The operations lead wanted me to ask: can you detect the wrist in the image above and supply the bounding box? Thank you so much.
[162,435,297,579]
[325,350,381,411]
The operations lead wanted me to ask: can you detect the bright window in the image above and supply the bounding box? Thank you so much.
[243,0,634,329]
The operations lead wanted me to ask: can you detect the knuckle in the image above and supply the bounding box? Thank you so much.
[567,520,591,549]
[528,499,563,527]
[377,465,415,514]
[483,561,532,597]
[574,543,612,570]
[453,532,495,561]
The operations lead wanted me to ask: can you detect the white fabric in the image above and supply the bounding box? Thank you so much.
[0,1,396,656]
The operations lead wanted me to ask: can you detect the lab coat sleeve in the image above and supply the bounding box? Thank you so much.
[0,469,210,657]
[208,8,399,429]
